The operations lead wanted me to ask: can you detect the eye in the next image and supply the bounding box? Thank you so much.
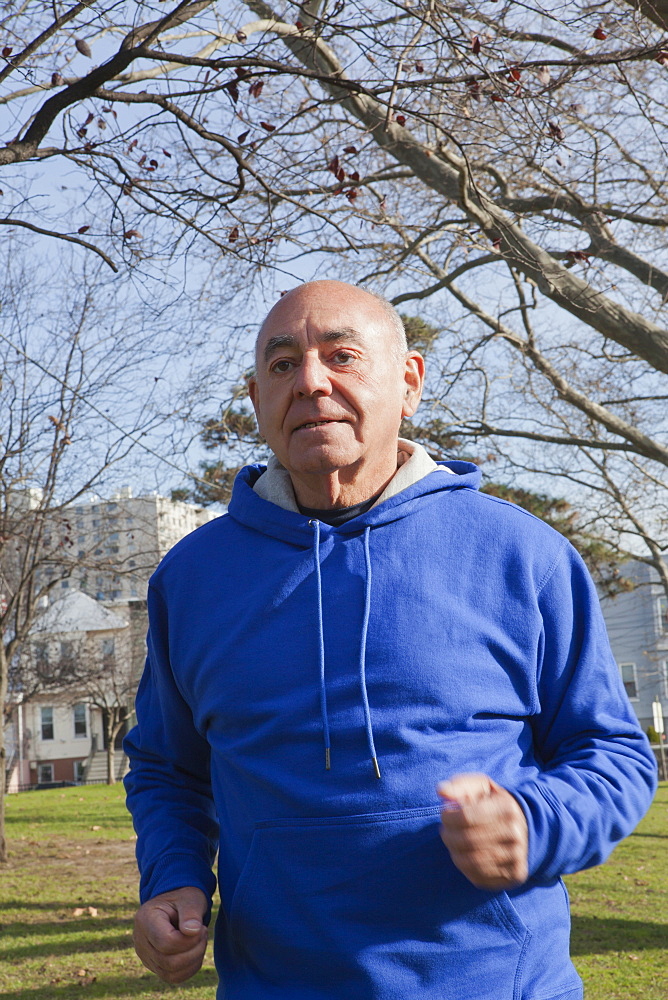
[270,359,295,373]
[332,350,355,364]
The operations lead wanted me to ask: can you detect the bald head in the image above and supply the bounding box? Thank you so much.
[247,277,425,506]
[256,281,407,366]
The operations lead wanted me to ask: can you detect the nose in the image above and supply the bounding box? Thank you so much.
[293,352,332,398]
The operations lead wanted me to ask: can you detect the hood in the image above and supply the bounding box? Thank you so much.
[252,438,454,514]
[228,456,481,546]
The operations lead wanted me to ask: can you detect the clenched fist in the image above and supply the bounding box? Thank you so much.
[133,885,209,984]
[438,772,529,891]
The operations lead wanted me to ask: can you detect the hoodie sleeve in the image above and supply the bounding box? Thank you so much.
[512,541,657,882]
[123,583,219,908]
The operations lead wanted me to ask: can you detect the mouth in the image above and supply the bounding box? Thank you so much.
[294,418,346,431]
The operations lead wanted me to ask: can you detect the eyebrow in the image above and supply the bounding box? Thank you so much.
[262,328,363,363]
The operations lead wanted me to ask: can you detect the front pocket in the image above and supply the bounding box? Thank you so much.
[227,804,529,999]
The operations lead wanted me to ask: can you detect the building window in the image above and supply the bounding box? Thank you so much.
[74,761,86,782]
[658,597,667,634]
[41,706,54,740]
[73,703,87,738]
[38,763,54,784]
[101,638,115,660]
[659,661,668,702]
[60,641,75,668]
[619,663,638,701]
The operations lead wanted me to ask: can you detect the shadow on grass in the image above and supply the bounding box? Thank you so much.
[571,915,668,955]
[0,969,219,1000]
[0,921,133,961]
[0,910,220,964]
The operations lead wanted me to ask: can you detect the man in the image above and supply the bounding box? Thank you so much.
[125,280,657,1000]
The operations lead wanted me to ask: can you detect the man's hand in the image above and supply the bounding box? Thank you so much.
[438,772,529,892]
[133,885,209,984]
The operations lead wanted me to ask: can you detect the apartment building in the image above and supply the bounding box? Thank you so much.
[41,487,218,604]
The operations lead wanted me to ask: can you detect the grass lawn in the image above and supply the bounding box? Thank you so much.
[1,784,217,999]
[1,782,667,999]
[564,780,668,999]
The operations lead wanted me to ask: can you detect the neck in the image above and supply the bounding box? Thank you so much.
[288,455,399,510]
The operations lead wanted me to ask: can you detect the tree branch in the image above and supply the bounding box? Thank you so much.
[0,217,118,271]
[617,0,668,32]
[0,1,93,86]
[410,244,668,466]
[0,0,215,166]
[91,86,360,250]
[451,421,658,455]
[241,0,668,375]
[495,184,668,301]
[391,255,501,305]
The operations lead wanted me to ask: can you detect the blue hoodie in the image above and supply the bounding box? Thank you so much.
[124,461,657,1000]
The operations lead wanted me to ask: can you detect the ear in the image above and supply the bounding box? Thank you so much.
[401,351,425,418]
[247,374,259,416]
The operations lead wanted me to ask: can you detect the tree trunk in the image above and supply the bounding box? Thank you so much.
[105,714,116,785]
[0,645,9,863]
[0,742,7,864]
[619,0,668,31]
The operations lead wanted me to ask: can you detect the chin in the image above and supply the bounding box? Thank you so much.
[287,445,360,476]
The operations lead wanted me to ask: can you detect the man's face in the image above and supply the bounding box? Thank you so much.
[248,282,423,485]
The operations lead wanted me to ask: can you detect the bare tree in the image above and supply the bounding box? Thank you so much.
[0,2,666,360]
[2,6,664,469]
[0,247,196,859]
[1,2,666,701]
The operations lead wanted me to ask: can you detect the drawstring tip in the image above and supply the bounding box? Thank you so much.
[325,747,331,770]
[372,756,381,779]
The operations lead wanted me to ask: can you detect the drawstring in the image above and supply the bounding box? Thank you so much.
[359,526,381,778]
[310,520,381,779]
[310,520,331,770]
